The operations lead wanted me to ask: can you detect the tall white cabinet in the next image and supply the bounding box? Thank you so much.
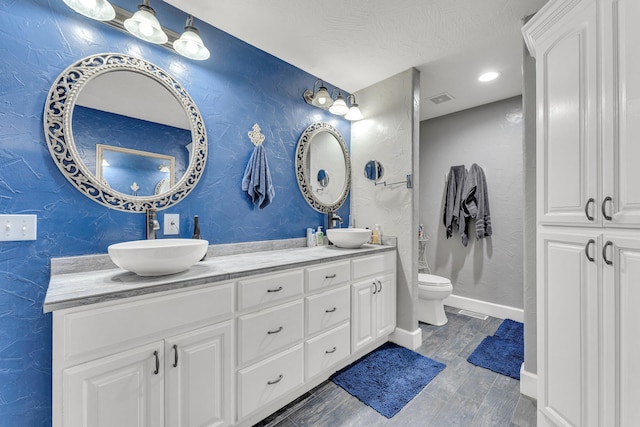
[523,0,640,425]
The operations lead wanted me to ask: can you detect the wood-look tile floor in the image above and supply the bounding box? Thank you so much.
[254,307,537,427]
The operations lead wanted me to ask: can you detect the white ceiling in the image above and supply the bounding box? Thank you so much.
[164,0,548,121]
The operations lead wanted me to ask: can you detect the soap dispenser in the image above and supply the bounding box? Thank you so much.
[192,215,206,260]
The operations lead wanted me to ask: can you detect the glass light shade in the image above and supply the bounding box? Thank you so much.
[124,5,168,44]
[329,95,349,115]
[478,71,500,82]
[173,27,210,60]
[345,104,363,121]
[312,86,334,108]
[63,0,115,21]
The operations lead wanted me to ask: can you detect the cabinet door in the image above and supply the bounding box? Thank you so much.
[602,0,640,227]
[351,279,376,353]
[537,228,600,427]
[165,321,233,427]
[534,0,599,226]
[375,273,396,338]
[62,341,164,427]
[601,231,640,426]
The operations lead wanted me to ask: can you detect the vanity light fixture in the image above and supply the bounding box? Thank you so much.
[344,95,363,121]
[303,80,334,108]
[63,0,116,21]
[173,15,210,61]
[478,71,500,82]
[124,0,168,45]
[329,90,349,116]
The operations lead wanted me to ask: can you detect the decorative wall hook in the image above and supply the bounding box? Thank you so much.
[248,123,265,146]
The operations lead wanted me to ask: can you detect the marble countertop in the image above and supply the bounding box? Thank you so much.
[44,244,395,313]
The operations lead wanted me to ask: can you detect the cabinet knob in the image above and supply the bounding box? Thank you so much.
[603,241,614,265]
[267,374,283,385]
[585,198,595,221]
[602,196,613,221]
[584,239,596,262]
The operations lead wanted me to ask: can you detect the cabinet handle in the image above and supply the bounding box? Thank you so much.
[267,326,283,335]
[584,239,596,262]
[325,273,337,279]
[372,282,377,295]
[585,198,595,221]
[325,307,337,313]
[267,374,283,385]
[602,196,613,221]
[153,351,160,375]
[377,280,382,293]
[267,286,283,293]
[603,241,614,265]
[325,346,337,354]
[172,344,178,368]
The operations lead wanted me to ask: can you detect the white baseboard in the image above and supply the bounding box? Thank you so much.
[390,327,422,350]
[519,363,537,400]
[443,294,524,322]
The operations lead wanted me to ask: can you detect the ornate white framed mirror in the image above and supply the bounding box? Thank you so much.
[43,53,207,212]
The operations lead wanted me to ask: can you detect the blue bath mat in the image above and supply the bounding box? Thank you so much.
[331,342,446,418]
[467,319,524,380]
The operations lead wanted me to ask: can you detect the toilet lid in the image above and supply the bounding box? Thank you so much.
[418,273,451,285]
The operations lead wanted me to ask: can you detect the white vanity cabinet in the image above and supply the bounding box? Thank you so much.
[350,253,397,353]
[53,283,235,427]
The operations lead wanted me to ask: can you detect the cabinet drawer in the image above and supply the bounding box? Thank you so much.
[306,286,350,335]
[237,270,303,311]
[237,344,304,419]
[352,252,395,280]
[238,300,304,365]
[306,261,350,292]
[305,323,350,380]
[62,283,234,363]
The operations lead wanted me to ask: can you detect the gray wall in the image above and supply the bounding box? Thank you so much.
[522,22,538,373]
[352,68,420,334]
[419,96,524,309]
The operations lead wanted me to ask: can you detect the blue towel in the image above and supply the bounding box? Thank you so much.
[242,144,275,209]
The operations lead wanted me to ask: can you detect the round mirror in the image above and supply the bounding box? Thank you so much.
[43,53,207,212]
[295,122,351,213]
[364,160,384,181]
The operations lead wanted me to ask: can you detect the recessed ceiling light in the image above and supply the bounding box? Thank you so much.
[478,71,500,82]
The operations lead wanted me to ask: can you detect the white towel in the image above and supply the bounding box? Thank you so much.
[242,144,275,209]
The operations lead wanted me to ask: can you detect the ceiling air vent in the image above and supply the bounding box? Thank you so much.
[428,92,454,105]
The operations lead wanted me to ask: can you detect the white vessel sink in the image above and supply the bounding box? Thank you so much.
[108,239,208,276]
[326,228,372,249]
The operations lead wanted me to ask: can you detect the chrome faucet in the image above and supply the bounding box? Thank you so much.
[328,212,343,229]
[146,209,160,239]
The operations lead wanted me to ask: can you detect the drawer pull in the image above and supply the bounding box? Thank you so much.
[267,374,283,385]
[325,307,337,313]
[602,196,613,221]
[172,344,179,368]
[584,239,596,262]
[603,241,614,265]
[153,351,160,375]
[325,273,337,279]
[584,198,595,221]
[267,326,283,335]
[325,346,337,354]
[372,282,377,295]
[377,280,382,293]
[267,286,283,293]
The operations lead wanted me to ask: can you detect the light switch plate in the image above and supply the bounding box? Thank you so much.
[0,214,37,241]
[164,214,180,235]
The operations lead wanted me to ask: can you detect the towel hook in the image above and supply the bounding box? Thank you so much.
[248,123,265,146]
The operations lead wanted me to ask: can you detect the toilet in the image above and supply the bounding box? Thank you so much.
[417,273,453,326]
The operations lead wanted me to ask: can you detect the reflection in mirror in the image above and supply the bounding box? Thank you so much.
[317,169,330,188]
[96,145,175,197]
[295,122,351,213]
[364,160,384,181]
[43,53,207,212]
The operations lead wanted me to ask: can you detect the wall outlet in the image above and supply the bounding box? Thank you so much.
[0,214,37,241]
[164,214,180,235]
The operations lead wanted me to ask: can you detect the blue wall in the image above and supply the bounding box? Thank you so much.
[0,1,350,424]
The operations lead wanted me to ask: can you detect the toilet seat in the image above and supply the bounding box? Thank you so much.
[418,273,451,287]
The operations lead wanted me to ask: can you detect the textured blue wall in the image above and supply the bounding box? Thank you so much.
[0,1,350,424]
